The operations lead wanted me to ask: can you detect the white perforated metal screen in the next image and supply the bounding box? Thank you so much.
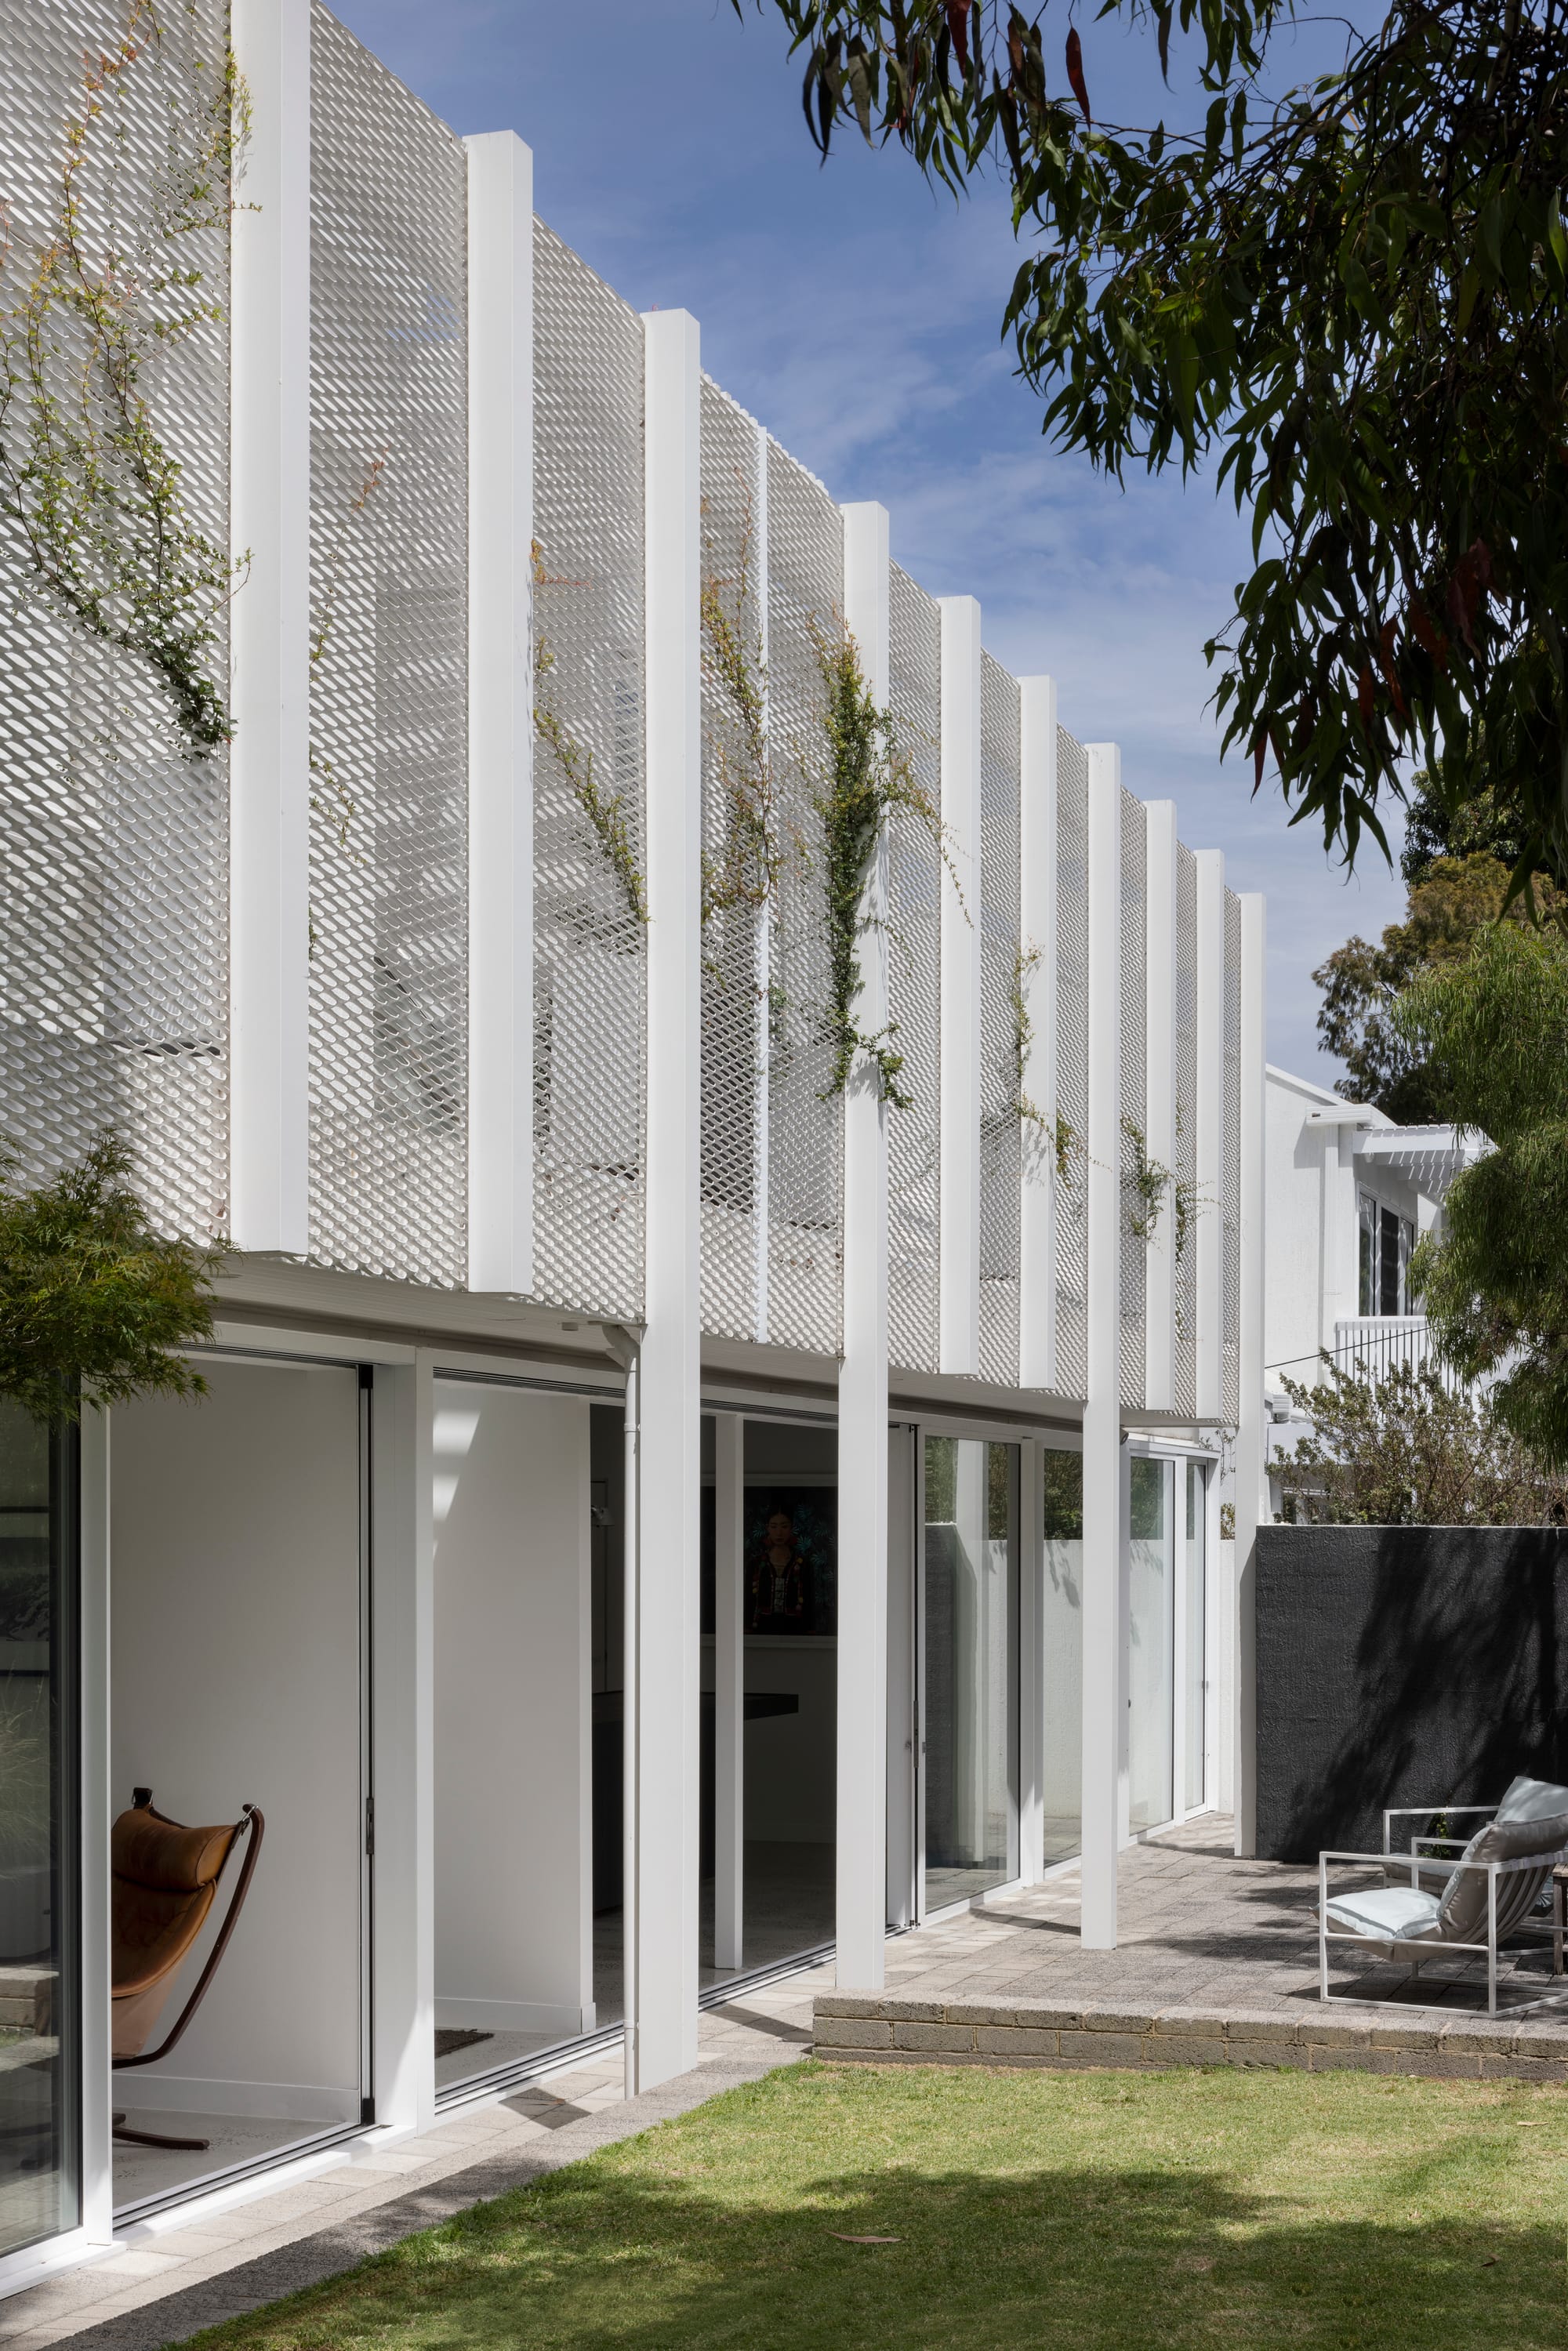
[978,654,1021,1386]
[309,5,468,1286]
[1174,843,1199,1417]
[886,564,942,1374]
[764,439,842,1354]
[532,222,647,1321]
[0,0,230,1238]
[1053,729,1089,1399]
[1120,790,1146,1410]
[1222,887,1243,1423]
[699,376,765,1341]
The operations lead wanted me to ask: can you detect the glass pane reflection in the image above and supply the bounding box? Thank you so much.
[0,1402,77,2255]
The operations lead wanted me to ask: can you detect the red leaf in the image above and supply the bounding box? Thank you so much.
[1357,664,1375,725]
[1406,597,1448,668]
[1008,19,1025,80]
[946,0,972,73]
[1065,26,1091,122]
[1469,535,1494,592]
[1446,563,1478,656]
[1252,732,1267,790]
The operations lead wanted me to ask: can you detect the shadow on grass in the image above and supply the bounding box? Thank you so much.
[187,2155,1566,2351]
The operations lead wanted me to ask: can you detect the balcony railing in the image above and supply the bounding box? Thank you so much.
[1330,1317,1473,1396]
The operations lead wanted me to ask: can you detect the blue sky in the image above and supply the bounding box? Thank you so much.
[335,0,1408,1083]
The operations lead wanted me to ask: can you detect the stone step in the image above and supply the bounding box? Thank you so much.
[813,1991,1568,2081]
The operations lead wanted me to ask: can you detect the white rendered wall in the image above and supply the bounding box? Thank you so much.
[1263,1066,1341,1380]
[110,1361,362,2119]
[433,1382,592,2037]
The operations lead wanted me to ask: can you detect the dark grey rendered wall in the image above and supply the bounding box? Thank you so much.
[1255,1526,1568,1862]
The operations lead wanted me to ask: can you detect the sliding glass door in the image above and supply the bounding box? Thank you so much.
[0,1403,78,2258]
[1127,1457,1174,1834]
[920,1438,1018,1913]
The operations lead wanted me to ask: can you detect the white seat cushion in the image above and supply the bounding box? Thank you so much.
[1324,1884,1443,1954]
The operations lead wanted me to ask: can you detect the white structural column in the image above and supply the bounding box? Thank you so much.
[372,1356,436,2135]
[938,596,982,1377]
[751,422,772,1346]
[1232,894,1268,1857]
[636,308,703,2088]
[1081,746,1123,1947]
[229,0,311,1255]
[78,1410,111,2249]
[465,131,534,1294]
[837,501,891,1990]
[1143,800,1178,1410]
[1193,850,1226,1423]
[1018,677,1058,1392]
[713,1413,745,1972]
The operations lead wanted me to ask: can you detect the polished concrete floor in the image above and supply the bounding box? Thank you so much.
[112,2112,342,2215]
[431,1840,836,2100]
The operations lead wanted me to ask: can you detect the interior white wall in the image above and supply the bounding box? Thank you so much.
[110,1360,362,2121]
[432,1381,592,2037]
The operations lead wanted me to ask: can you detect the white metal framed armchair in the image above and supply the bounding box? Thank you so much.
[1317,1776,1568,2015]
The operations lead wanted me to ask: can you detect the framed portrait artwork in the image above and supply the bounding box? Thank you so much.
[744,1486,837,1637]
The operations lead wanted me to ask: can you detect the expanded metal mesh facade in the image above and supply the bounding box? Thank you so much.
[699,378,765,1341]
[1119,790,1147,1410]
[886,565,942,1373]
[1053,730,1090,1398]
[0,0,230,1239]
[764,440,843,1353]
[1222,888,1243,1424]
[978,655,1022,1385]
[1174,844,1199,1416]
[308,5,468,1286]
[532,223,647,1320]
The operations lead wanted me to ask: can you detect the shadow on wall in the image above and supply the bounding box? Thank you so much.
[1254,1526,1568,1862]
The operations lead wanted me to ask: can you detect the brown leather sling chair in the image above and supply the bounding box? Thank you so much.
[111,1789,264,2153]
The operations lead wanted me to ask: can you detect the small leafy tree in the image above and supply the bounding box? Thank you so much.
[0,1137,221,1424]
[1314,851,1555,1121]
[1274,1356,1568,1526]
[1396,923,1568,1466]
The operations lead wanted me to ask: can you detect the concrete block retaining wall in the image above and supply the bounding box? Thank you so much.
[814,1994,1568,2082]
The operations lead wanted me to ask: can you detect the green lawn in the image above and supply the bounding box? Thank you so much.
[192,2059,1568,2349]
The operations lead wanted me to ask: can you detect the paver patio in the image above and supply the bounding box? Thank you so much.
[868,1815,1568,2018]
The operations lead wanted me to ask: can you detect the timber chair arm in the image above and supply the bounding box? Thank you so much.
[113,1803,265,2073]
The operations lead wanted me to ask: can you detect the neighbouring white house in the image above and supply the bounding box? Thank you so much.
[0,0,1267,2292]
[1263,1065,1489,1473]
